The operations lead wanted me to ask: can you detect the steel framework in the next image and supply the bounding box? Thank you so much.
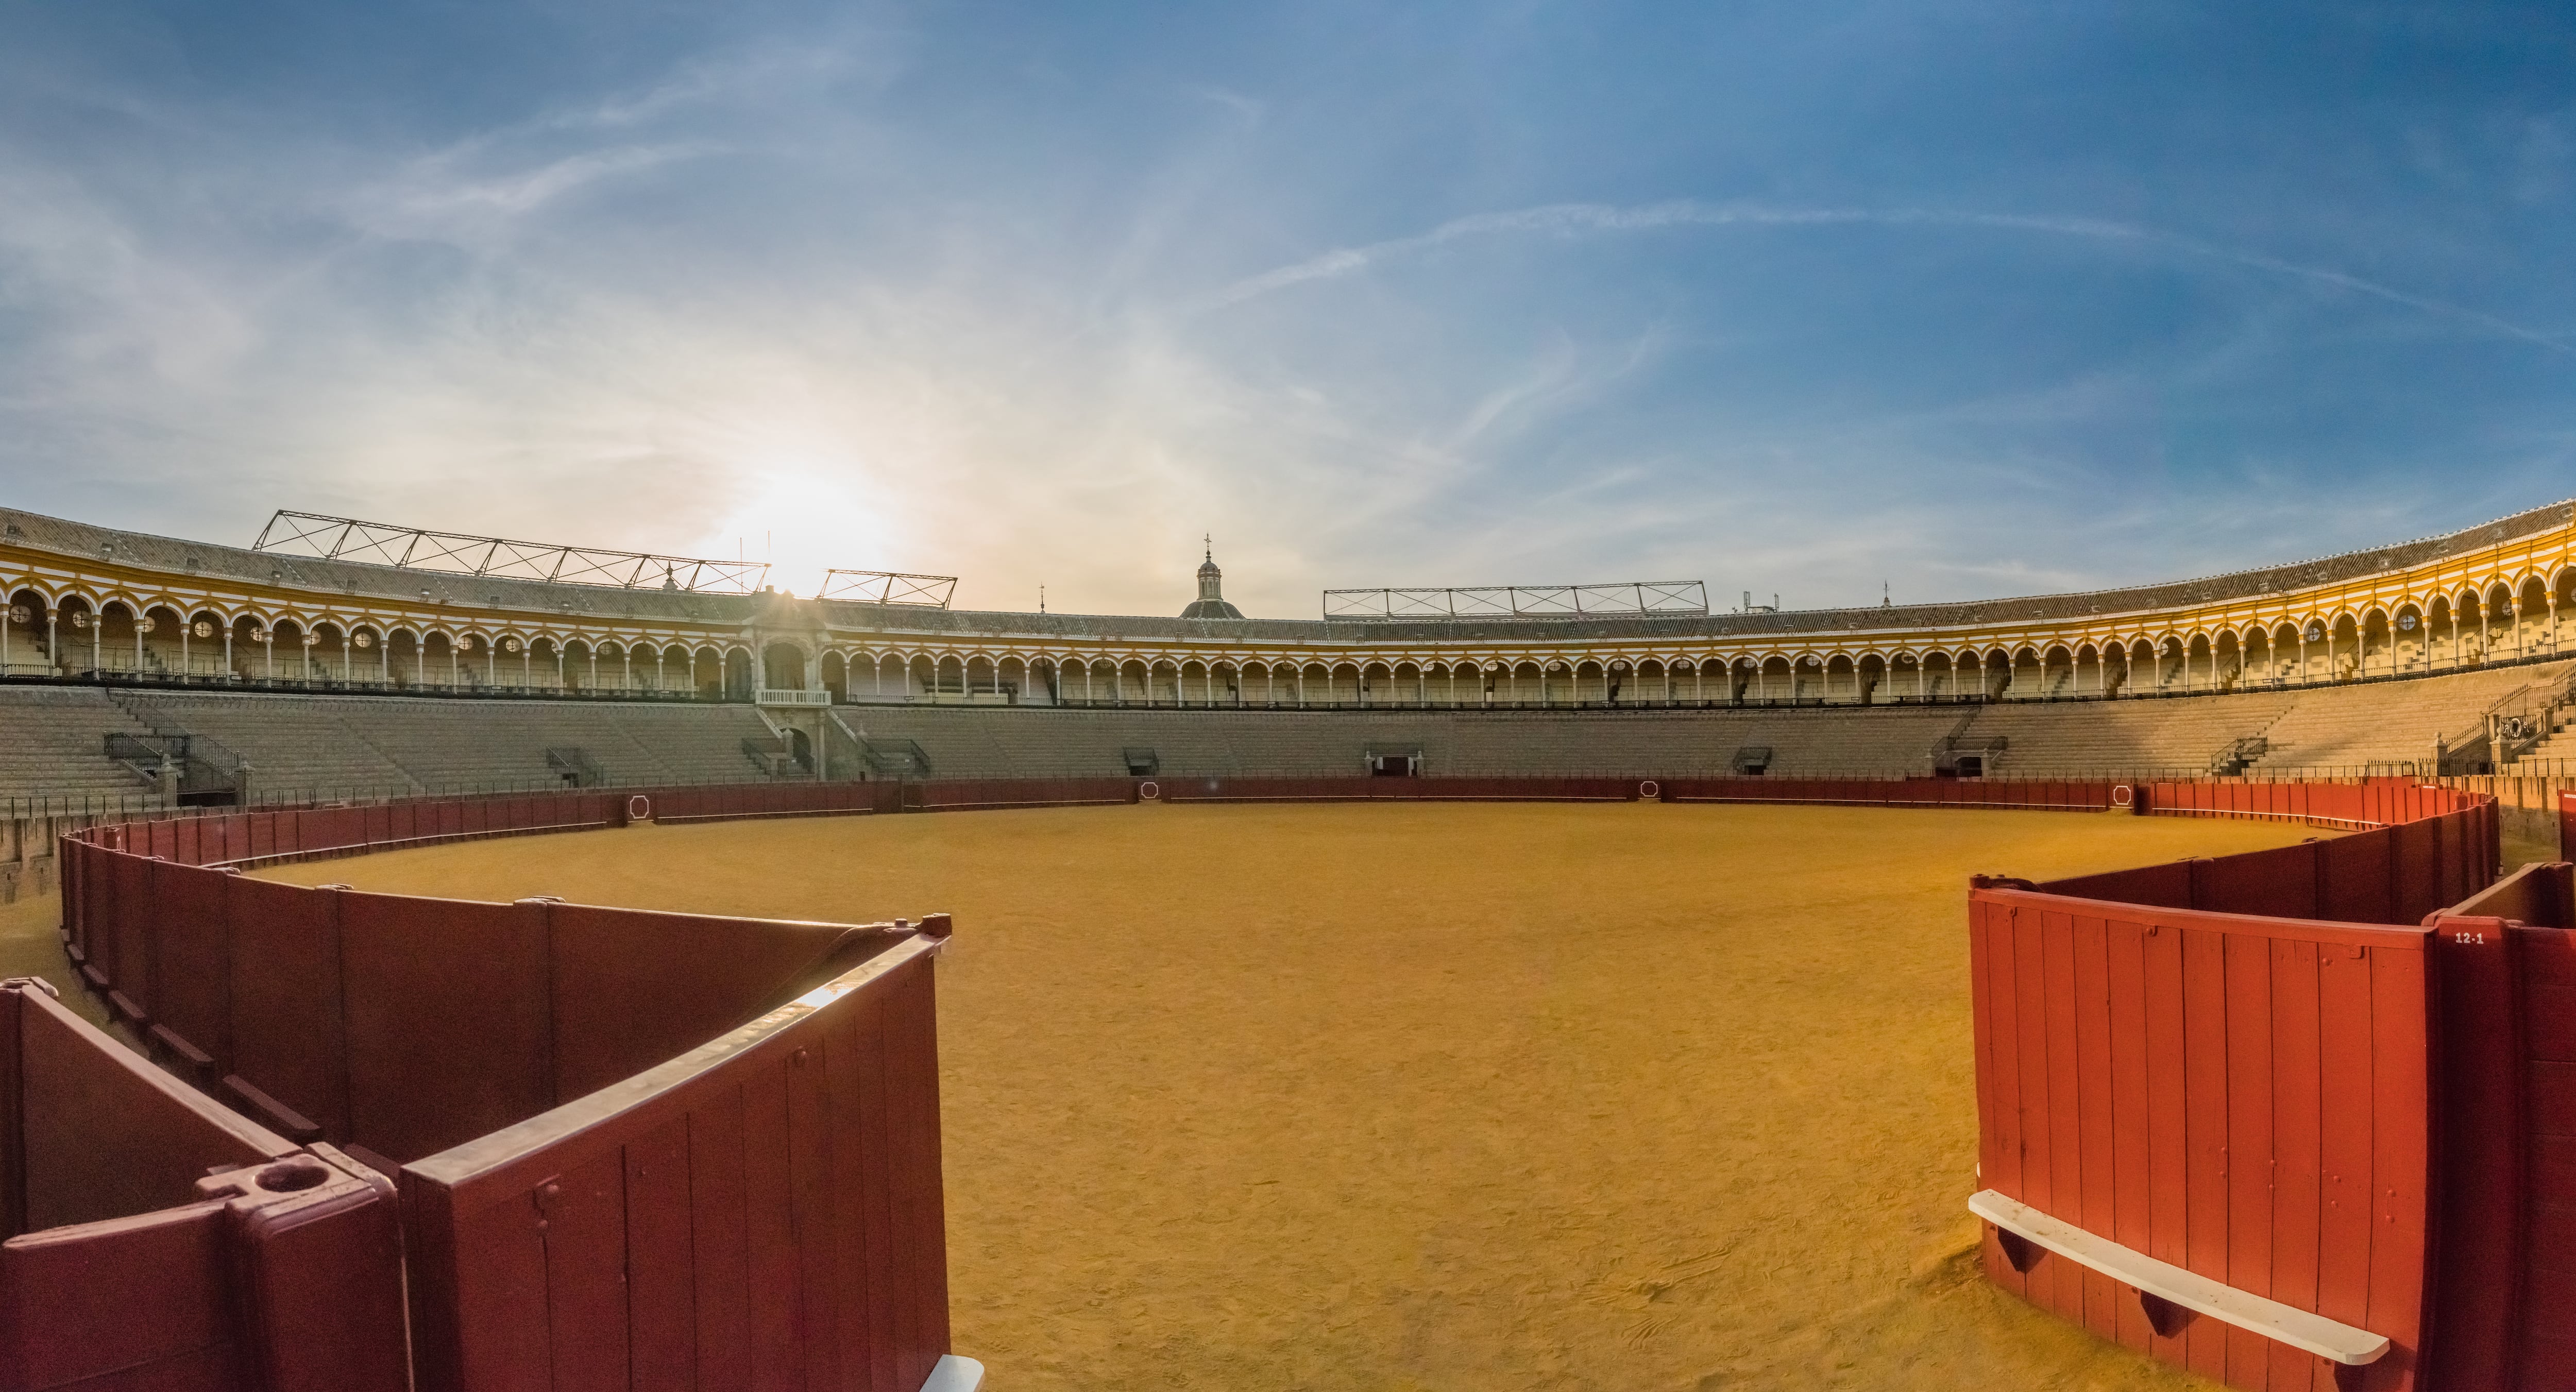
[1324,580,1708,621]
[819,569,958,608]
[250,511,770,594]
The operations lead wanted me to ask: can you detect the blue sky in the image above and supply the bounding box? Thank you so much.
[2,3,2572,617]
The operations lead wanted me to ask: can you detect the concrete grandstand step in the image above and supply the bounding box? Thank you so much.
[0,686,174,801]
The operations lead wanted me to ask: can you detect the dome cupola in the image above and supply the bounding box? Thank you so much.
[1181,536,1245,619]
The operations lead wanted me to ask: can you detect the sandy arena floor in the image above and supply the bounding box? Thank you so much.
[35,802,2343,1390]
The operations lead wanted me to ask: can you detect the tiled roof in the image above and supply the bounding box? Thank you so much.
[6,499,2571,646]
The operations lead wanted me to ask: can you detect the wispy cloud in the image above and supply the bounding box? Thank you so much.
[1,5,2572,620]
[1202,201,2571,353]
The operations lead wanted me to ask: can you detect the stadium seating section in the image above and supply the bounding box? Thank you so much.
[3,654,2575,805]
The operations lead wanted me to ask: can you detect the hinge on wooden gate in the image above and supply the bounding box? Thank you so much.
[531,1174,563,1231]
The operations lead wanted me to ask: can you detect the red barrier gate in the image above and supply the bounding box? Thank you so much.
[1969,779,2514,1390]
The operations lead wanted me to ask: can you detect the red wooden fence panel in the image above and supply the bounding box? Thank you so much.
[399,935,955,1392]
[144,857,231,1073]
[0,982,409,1392]
[223,874,351,1144]
[545,903,912,1104]
[336,892,552,1167]
[1968,885,2435,1390]
[2519,924,2576,1386]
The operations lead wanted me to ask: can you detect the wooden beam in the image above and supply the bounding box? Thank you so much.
[1969,1189,2389,1366]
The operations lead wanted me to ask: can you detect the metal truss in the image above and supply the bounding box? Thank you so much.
[250,511,770,595]
[818,569,958,608]
[1323,580,1708,621]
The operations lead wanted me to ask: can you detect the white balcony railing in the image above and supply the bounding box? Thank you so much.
[755,688,833,708]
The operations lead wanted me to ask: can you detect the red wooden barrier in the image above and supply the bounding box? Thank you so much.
[0,979,406,1392]
[1161,775,1638,803]
[399,933,955,1392]
[1971,781,2523,1390]
[1656,777,2116,810]
[49,788,971,1392]
[911,778,1139,811]
[1969,885,2434,1389]
[2517,924,2576,1386]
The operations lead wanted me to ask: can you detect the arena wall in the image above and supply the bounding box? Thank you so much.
[22,767,2564,1390]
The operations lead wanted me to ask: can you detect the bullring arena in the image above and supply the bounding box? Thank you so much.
[0,503,2572,1391]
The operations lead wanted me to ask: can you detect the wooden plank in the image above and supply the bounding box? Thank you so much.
[2105,916,2154,1355]
[1968,898,2003,1207]
[545,1148,632,1392]
[2012,908,2054,1219]
[2268,938,2325,1392]
[2315,942,2375,1347]
[2222,931,2276,1390]
[2179,926,2229,1381]
[2364,944,2431,1388]
[2070,914,2120,1342]
[1982,905,2027,1277]
[847,993,903,1392]
[691,1087,754,1392]
[448,1188,554,1392]
[2041,910,2086,1324]
[1969,1191,2388,1364]
[626,1115,699,1392]
[2532,981,2576,1062]
[892,965,953,1382]
[742,1061,804,1392]
[786,1035,840,1390]
[2142,917,2190,1368]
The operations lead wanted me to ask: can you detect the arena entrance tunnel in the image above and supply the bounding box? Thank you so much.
[25,773,2550,1390]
